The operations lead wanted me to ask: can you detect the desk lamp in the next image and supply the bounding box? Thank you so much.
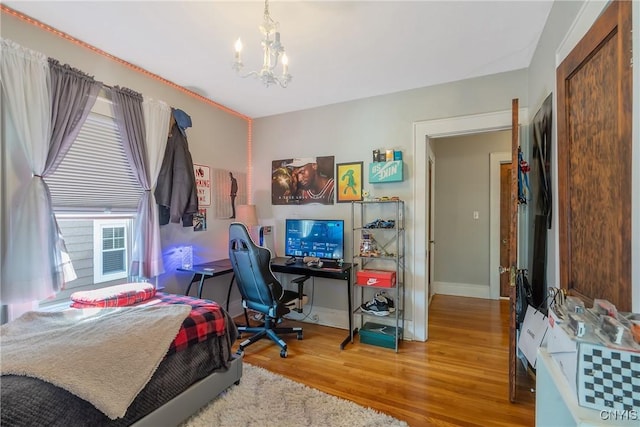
[236,204,263,246]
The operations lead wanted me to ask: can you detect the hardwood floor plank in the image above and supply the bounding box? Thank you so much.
[233,294,535,426]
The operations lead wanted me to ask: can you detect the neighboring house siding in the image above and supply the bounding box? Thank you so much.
[41,219,126,306]
[59,220,94,289]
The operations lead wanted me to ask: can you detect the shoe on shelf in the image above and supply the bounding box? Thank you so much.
[375,292,395,313]
[360,297,390,316]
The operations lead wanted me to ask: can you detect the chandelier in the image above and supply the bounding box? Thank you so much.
[233,0,292,88]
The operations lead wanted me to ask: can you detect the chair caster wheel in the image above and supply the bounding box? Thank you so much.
[297,332,303,340]
[280,349,287,358]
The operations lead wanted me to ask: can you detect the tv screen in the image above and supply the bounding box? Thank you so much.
[284,219,344,261]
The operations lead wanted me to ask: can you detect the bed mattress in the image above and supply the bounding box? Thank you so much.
[0,295,239,426]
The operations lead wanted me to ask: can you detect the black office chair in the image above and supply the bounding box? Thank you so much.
[229,222,303,358]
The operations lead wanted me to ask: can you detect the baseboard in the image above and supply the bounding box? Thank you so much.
[294,306,349,330]
[432,281,491,299]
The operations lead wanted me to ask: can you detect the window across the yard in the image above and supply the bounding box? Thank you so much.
[93,219,130,283]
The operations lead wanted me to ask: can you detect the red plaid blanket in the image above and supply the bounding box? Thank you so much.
[153,292,227,355]
[71,291,227,355]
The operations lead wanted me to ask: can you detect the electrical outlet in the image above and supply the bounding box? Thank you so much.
[473,211,479,220]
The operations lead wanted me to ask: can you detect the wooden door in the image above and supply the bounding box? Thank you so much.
[557,0,632,311]
[508,99,519,403]
[499,163,511,297]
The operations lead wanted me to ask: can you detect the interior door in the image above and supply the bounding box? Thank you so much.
[557,0,632,311]
[499,163,511,297]
[508,99,519,403]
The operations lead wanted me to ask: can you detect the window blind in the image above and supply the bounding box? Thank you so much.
[45,112,143,212]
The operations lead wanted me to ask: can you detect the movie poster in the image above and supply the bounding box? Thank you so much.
[272,156,335,205]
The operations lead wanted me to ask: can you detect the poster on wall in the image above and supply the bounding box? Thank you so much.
[193,208,207,231]
[271,156,335,205]
[336,162,363,203]
[193,164,211,206]
[211,169,247,219]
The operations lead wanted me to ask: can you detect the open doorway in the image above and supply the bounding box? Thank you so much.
[431,131,511,299]
[412,108,528,341]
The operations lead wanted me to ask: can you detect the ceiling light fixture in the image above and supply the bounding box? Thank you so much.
[233,0,291,88]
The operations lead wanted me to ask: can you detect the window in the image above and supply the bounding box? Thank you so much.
[45,105,143,212]
[93,219,131,283]
[38,95,141,305]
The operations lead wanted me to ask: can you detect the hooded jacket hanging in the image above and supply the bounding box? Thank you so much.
[155,109,198,226]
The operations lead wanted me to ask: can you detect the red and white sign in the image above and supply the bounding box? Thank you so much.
[193,164,211,206]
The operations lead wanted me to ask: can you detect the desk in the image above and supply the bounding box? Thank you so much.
[270,257,355,350]
[177,259,235,311]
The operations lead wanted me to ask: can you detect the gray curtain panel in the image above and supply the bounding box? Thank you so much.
[45,58,102,175]
[110,86,155,279]
[111,86,149,189]
[45,59,102,288]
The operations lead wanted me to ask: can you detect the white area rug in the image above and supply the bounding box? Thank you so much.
[182,364,408,427]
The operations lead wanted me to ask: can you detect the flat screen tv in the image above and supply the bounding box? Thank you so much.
[284,219,344,261]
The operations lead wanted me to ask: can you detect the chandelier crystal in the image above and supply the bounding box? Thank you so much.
[233,0,292,88]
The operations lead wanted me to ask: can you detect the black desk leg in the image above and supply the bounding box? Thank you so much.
[225,274,235,312]
[196,274,206,299]
[340,274,358,350]
[185,273,198,297]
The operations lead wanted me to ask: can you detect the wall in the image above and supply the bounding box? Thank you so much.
[253,70,528,339]
[0,12,249,308]
[432,131,511,297]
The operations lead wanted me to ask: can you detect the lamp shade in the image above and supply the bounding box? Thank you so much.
[236,204,259,227]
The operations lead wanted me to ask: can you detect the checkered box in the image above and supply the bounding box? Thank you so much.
[577,342,640,412]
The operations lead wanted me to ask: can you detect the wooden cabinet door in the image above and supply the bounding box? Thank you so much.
[557,0,632,311]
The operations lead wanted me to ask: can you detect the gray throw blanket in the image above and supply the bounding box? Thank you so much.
[0,304,191,419]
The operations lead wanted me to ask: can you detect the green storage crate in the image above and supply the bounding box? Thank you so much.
[359,322,402,349]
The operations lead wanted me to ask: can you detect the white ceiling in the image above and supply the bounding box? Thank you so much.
[3,1,554,118]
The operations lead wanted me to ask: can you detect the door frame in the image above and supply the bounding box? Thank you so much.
[413,108,528,341]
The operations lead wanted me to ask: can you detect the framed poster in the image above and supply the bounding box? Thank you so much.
[336,162,363,203]
[193,164,211,206]
[271,156,335,205]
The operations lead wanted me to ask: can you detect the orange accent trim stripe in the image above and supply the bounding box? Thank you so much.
[2,4,254,195]
[246,119,253,204]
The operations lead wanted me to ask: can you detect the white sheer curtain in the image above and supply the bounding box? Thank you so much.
[137,98,170,278]
[0,38,72,304]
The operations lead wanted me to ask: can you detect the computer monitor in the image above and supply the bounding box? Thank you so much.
[284,219,344,261]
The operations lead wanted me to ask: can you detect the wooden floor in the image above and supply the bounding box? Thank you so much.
[233,294,536,426]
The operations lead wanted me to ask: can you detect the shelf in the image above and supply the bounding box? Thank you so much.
[353,199,404,204]
[355,283,403,289]
[354,255,402,260]
[351,200,404,352]
[353,307,403,317]
[354,227,403,231]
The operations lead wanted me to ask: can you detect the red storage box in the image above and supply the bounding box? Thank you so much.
[356,269,396,288]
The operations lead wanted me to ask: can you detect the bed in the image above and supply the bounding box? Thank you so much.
[0,290,242,427]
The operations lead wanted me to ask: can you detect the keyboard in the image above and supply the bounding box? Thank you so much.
[321,260,341,269]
